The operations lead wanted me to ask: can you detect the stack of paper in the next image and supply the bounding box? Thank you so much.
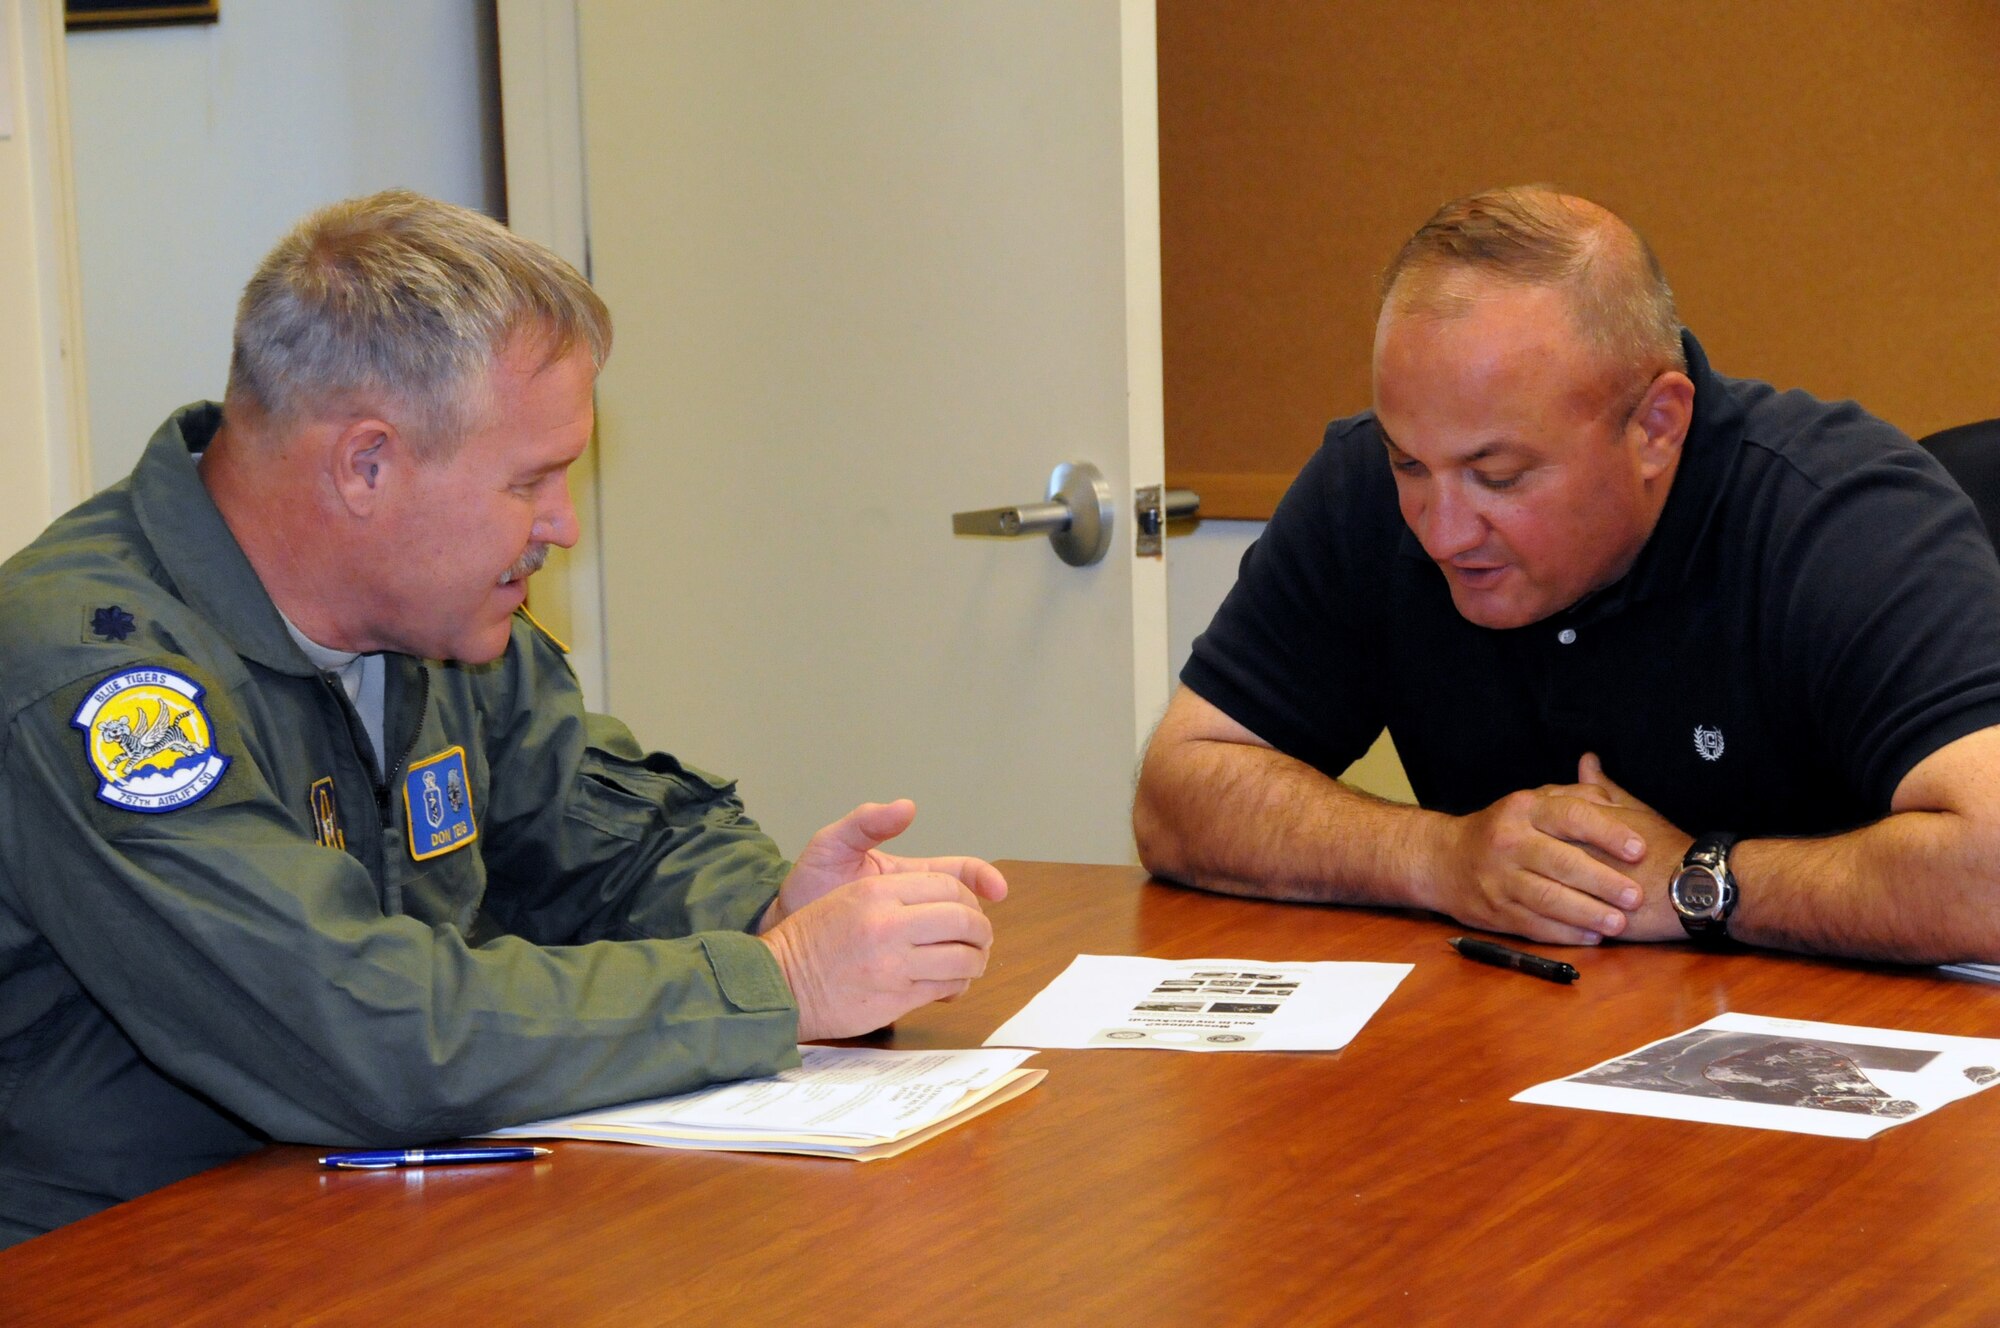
[487,1046,1042,1161]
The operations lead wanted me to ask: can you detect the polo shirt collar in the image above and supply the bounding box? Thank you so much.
[129,402,322,677]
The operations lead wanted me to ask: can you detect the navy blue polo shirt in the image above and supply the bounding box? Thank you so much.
[1184,332,2000,838]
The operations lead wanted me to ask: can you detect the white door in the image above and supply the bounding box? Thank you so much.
[564,0,1166,864]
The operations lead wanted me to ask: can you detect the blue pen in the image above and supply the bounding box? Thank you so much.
[318,1145,552,1170]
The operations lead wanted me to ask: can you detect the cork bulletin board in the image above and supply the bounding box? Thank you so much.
[1160,1,2000,518]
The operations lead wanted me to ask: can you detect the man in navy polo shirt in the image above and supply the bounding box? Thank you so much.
[1134,186,2000,959]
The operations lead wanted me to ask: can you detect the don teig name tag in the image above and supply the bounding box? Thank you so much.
[403,746,477,861]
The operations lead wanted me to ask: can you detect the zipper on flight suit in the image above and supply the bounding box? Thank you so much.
[312,665,432,825]
[315,671,378,793]
[373,665,432,826]
[314,662,430,919]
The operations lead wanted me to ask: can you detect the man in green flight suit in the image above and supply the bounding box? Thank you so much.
[0,190,1006,1247]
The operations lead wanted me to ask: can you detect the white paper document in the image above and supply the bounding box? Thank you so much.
[1514,1012,2000,1139]
[983,954,1411,1052]
[489,1046,1042,1159]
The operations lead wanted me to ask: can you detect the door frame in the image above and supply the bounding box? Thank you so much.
[495,0,608,707]
[1117,0,1170,752]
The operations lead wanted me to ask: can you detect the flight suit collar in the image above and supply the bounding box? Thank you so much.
[129,403,323,678]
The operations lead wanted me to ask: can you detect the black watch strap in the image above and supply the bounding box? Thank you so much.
[1672,832,1740,940]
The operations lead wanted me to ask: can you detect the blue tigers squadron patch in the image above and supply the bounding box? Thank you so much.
[403,746,477,861]
[71,667,230,813]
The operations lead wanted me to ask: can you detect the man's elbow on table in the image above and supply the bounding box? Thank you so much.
[1132,772,1192,887]
[1132,689,1295,895]
[1890,725,2000,960]
[1132,700,1216,886]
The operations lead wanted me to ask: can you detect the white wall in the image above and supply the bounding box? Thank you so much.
[64,0,501,487]
[1168,518,1259,682]
[0,0,88,561]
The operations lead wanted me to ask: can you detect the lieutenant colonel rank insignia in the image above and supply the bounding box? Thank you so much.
[71,667,230,813]
[88,605,137,642]
[403,746,477,861]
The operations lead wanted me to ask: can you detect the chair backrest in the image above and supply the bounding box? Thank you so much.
[1919,420,2000,550]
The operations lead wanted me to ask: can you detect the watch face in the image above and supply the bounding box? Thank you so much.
[1674,867,1723,916]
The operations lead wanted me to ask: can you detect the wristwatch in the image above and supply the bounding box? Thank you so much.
[1670,833,1740,940]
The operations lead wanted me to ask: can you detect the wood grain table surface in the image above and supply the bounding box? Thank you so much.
[7,860,2000,1326]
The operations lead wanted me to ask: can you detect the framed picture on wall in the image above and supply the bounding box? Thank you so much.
[65,1,218,30]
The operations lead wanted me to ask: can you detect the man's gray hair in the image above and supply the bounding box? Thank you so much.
[1379,186,1685,381]
[225,189,612,455]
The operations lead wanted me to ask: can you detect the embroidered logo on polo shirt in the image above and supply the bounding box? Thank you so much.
[71,667,230,813]
[1693,725,1726,762]
[309,776,346,850]
[403,746,477,861]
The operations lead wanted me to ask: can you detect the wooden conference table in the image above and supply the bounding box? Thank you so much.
[8,861,2000,1325]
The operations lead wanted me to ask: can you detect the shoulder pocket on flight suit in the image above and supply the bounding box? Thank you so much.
[567,751,742,842]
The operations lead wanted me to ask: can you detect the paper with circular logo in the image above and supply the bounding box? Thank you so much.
[983,955,1411,1052]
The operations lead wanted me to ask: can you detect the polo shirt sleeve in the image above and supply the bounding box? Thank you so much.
[1762,425,2000,810]
[1180,418,1393,778]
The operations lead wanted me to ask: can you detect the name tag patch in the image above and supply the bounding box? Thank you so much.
[403,746,477,861]
[71,667,230,813]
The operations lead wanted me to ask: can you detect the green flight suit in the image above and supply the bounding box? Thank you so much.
[0,404,801,1247]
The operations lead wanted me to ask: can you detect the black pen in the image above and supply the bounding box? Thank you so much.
[1448,936,1579,985]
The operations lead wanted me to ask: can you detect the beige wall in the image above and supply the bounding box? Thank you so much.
[1160,0,2000,517]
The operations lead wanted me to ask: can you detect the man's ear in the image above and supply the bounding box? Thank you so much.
[1631,371,1695,481]
[330,419,400,517]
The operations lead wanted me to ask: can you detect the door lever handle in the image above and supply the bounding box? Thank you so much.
[952,500,1072,539]
[951,461,1113,566]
